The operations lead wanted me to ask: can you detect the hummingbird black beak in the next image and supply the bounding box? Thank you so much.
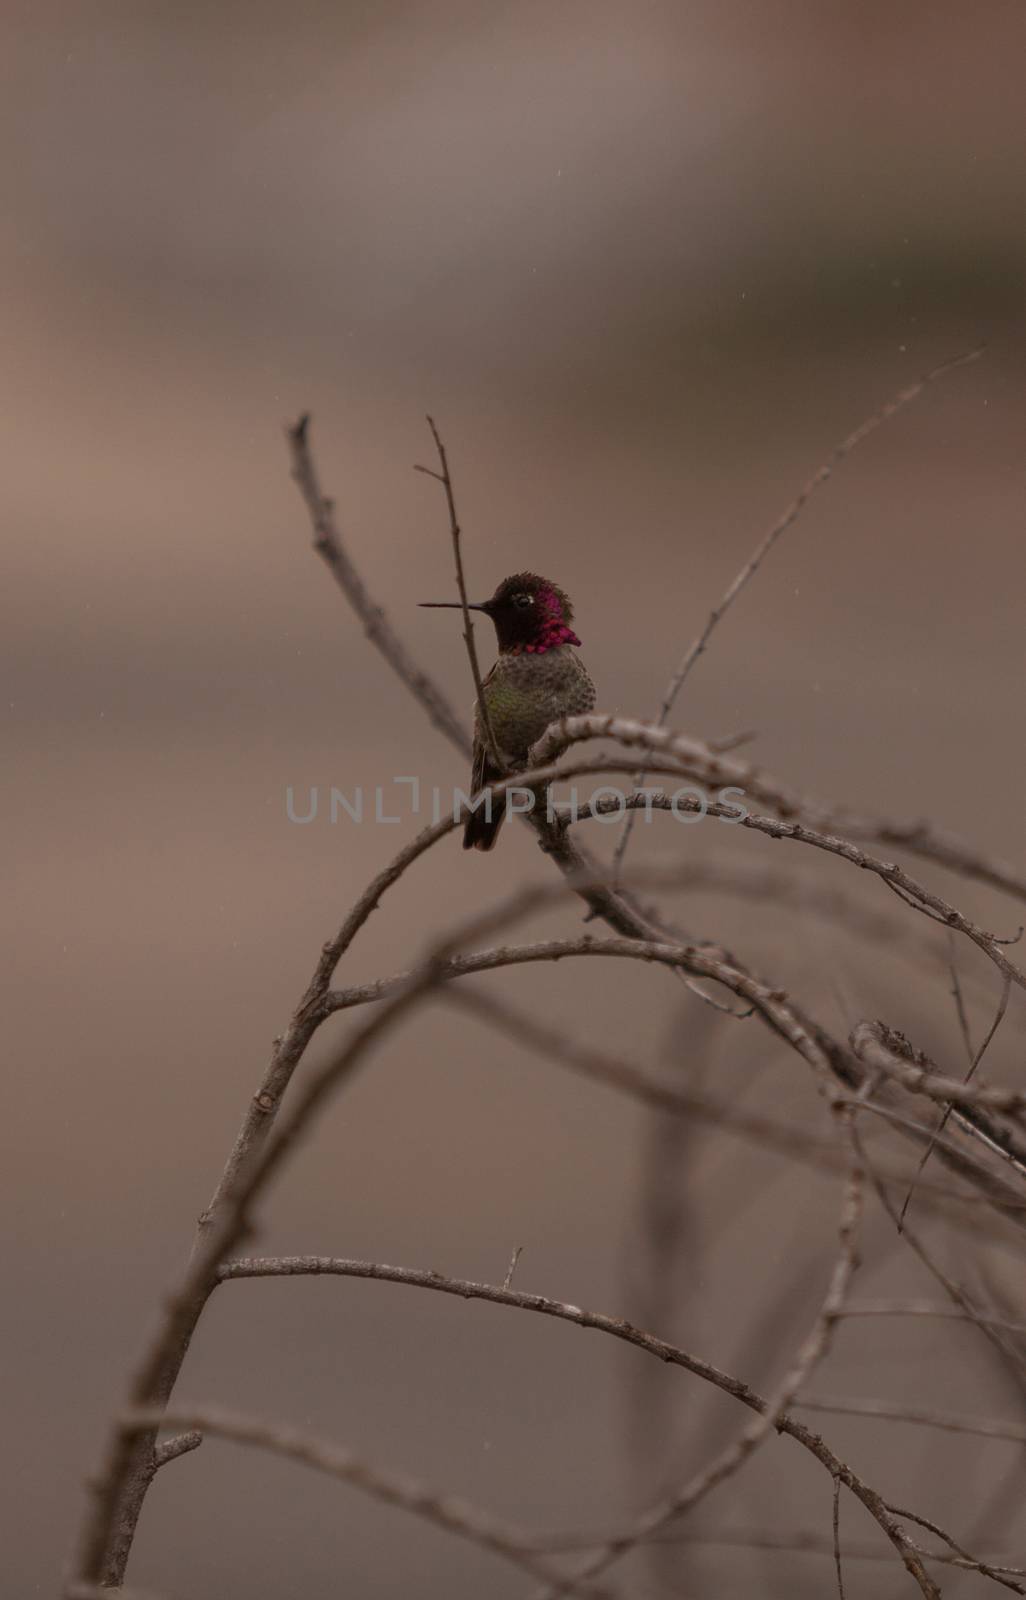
[419,600,490,610]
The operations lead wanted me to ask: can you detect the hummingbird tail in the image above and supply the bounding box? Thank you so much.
[464,745,506,850]
[463,805,506,851]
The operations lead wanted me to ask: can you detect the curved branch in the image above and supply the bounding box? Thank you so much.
[119,1405,619,1600]
[73,856,860,1592]
[324,929,850,1098]
[215,1251,937,1598]
[851,1021,1026,1118]
[561,782,1026,995]
[534,712,1026,905]
[74,405,1017,1592]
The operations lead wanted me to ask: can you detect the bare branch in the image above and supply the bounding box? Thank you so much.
[536,711,1026,906]
[564,780,1026,996]
[120,1406,620,1599]
[74,400,1024,1599]
[885,1503,1026,1596]
[77,734,856,1587]
[287,414,471,755]
[416,415,503,771]
[216,1247,939,1598]
[152,1431,202,1471]
[851,1020,1026,1134]
[317,929,1026,1235]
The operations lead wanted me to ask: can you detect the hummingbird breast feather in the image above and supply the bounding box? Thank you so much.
[476,646,596,764]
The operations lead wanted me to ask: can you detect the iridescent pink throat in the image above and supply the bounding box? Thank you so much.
[508,588,581,655]
[509,625,581,656]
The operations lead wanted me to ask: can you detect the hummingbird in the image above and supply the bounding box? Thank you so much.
[420,572,596,850]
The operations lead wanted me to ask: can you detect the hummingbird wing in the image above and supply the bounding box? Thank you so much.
[464,664,506,851]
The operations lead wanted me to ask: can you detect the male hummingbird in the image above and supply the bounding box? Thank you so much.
[421,572,596,850]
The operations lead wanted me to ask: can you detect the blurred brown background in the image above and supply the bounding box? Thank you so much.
[4,2,1026,1595]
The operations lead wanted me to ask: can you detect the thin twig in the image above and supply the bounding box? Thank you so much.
[886,1503,1026,1595]
[899,974,1012,1228]
[530,1524,1026,1574]
[833,1477,847,1600]
[579,849,1008,1005]
[288,414,471,755]
[796,1395,1026,1447]
[841,1301,1026,1333]
[850,1097,1026,1229]
[613,343,985,879]
[503,1246,523,1292]
[416,416,503,771]
[947,930,976,1064]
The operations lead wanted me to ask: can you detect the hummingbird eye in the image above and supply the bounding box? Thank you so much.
[512,593,533,609]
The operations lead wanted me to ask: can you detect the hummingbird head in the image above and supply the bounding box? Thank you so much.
[420,572,581,655]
